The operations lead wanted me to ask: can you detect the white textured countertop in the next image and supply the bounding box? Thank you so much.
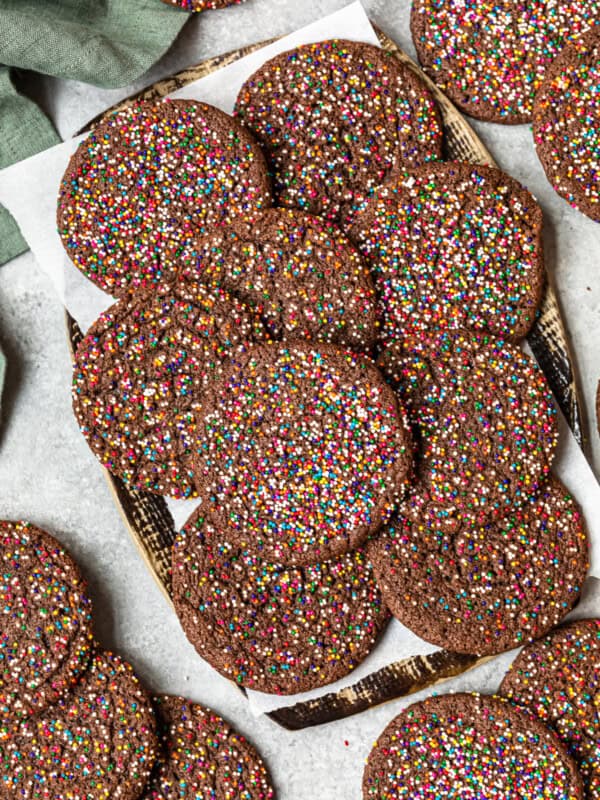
[1,2,599,798]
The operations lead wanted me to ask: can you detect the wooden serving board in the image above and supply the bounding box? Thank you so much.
[67,25,585,730]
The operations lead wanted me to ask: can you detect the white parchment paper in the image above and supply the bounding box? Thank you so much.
[1,1,599,717]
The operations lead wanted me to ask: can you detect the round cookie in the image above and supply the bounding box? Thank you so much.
[234,39,442,230]
[72,283,266,499]
[369,477,588,656]
[172,208,377,351]
[350,162,545,343]
[0,520,92,722]
[143,695,274,799]
[172,508,389,694]
[0,650,158,800]
[377,329,558,526]
[500,620,600,800]
[160,0,242,9]
[192,341,413,565]
[411,0,599,124]
[57,99,272,296]
[534,31,600,222]
[363,693,583,799]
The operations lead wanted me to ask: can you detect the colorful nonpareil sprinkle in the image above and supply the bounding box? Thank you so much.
[72,283,267,500]
[0,650,158,800]
[234,39,442,229]
[192,342,413,565]
[350,162,545,344]
[377,329,558,526]
[143,696,273,800]
[411,0,599,123]
[0,520,92,722]
[171,207,378,351]
[172,510,389,694]
[534,31,600,222]
[500,620,600,800]
[368,478,589,656]
[57,99,272,296]
[363,694,583,799]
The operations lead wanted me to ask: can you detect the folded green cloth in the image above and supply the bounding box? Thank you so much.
[0,0,191,265]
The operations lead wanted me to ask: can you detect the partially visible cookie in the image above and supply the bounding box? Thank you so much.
[172,208,377,351]
[378,329,558,526]
[143,695,273,800]
[534,31,600,222]
[0,650,158,800]
[368,477,589,656]
[172,509,389,694]
[234,39,442,229]
[72,283,267,499]
[0,520,92,722]
[57,99,271,296]
[363,693,583,799]
[161,0,242,9]
[500,620,600,799]
[350,162,545,343]
[411,0,599,124]
[192,341,412,565]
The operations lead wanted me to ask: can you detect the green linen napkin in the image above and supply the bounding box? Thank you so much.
[0,0,191,265]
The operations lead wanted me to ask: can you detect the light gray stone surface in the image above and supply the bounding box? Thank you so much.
[0,2,599,797]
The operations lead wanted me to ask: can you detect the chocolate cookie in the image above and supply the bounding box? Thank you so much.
[172,208,377,351]
[0,650,158,800]
[0,520,92,722]
[143,695,274,799]
[57,99,271,296]
[192,341,412,564]
[350,162,545,343]
[411,0,599,124]
[378,330,558,526]
[72,283,266,499]
[234,39,442,230]
[363,693,583,799]
[369,477,588,656]
[500,620,600,800]
[160,0,242,9]
[534,31,600,222]
[172,508,389,694]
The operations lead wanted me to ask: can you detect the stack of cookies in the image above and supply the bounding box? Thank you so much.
[61,37,589,703]
[0,520,274,800]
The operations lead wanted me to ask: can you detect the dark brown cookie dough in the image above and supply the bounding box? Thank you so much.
[172,208,377,351]
[363,693,583,799]
[0,650,158,800]
[57,99,271,296]
[192,341,413,565]
[143,695,273,800]
[378,329,558,526]
[500,619,600,800]
[368,477,589,656]
[72,282,266,499]
[350,162,545,343]
[411,0,599,124]
[234,39,442,230]
[0,520,93,723]
[171,508,389,694]
[534,31,600,222]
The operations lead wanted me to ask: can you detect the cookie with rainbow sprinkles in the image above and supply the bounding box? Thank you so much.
[0,520,93,723]
[172,508,389,694]
[500,620,600,800]
[534,30,600,222]
[192,341,413,565]
[143,695,273,800]
[363,693,583,799]
[234,39,442,230]
[57,99,271,296]
[411,0,599,124]
[368,477,589,656]
[350,162,545,344]
[160,0,243,9]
